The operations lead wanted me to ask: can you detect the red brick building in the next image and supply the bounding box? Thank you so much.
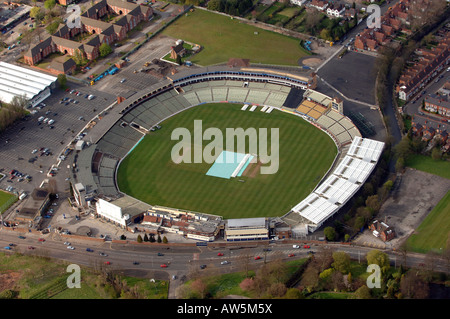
[24,0,153,66]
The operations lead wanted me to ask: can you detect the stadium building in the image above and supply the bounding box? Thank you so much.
[225,218,269,242]
[0,62,57,107]
[66,65,384,241]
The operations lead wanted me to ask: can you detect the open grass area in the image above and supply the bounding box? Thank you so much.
[406,190,450,254]
[117,103,337,219]
[0,253,168,299]
[405,154,450,179]
[161,9,310,66]
[0,190,16,213]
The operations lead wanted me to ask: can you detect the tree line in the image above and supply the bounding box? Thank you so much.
[0,95,28,133]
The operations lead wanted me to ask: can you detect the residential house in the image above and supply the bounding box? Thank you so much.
[424,94,450,118]
[47,57,77,75]
[24,0,153,66]
[411,121,424,136]
[396,32,450,101]
[369,220,395,242]
[421,124,436,142]
[310,0,328,11]
[290,0,308,6]
[326,4,345,18]
[170,43,186,60]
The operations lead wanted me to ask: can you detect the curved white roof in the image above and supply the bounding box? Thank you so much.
[291,136,385,227]
[0,62,56,104]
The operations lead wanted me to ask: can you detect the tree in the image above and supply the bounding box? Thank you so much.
[46,21,60,35]
[365,195,381,215]
[324,226,336,241]
[400,271,429,299]
[305,10,322,34]
[191,278,208,299]
[283,288,303,299]
[99,42,112,58]
[366,250,390,275]
[239,278,254,291]
[44,0,56,10]
[332,251,351,274]
[431,147,442,161]
[319,28,331,41]
[207,0,222,11]
[176,54,182,66]
[395,156,405,173]
[354,285,372,299]
[30,7,45,23]
[137,235,143,243]
[57,74,67,89]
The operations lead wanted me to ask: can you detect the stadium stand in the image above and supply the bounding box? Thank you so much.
[282,136,384,233]
[71,66,384,236]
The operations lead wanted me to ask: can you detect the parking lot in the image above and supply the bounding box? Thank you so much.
[318,50,378,106]
[0,83,115,197]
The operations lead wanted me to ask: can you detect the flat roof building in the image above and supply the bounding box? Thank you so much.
[225,218,269,242]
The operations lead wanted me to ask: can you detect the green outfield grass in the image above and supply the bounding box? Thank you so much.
[406,190,450,254]
[117,103,337,219]
[161,9,310,66]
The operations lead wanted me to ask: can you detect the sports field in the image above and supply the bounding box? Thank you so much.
[161,9,310,66]
[117,103,337,219]
[406,190,450,254]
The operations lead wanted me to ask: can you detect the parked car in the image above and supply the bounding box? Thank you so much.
[86,248,94,252]
[220,261,230,265]
[217,252,223,256]
[160,264,168,268]
[254,256,261,260]
[67,246,75,250]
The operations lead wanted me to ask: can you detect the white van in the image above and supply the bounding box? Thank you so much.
[88,94,95,100]
[48,119,55,125]
[38,116,44,122]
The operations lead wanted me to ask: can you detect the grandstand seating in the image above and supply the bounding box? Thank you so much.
[90,69,378,235]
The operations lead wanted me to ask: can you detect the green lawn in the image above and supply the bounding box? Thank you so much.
[406,190,450,254]
[161,9,310,66]
[405,154,450,179]
[0,190,16,213]
[117,103,337,219]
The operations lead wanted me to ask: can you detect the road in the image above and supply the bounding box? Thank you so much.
[1,229,448,286]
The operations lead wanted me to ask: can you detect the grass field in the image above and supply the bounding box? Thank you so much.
[405,154,450,180]
[0,190,16,213]
[117,103,337,219]
[161,9,310,66]
[406,190,450,254]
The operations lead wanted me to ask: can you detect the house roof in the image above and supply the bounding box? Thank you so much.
[49,57,76,72]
